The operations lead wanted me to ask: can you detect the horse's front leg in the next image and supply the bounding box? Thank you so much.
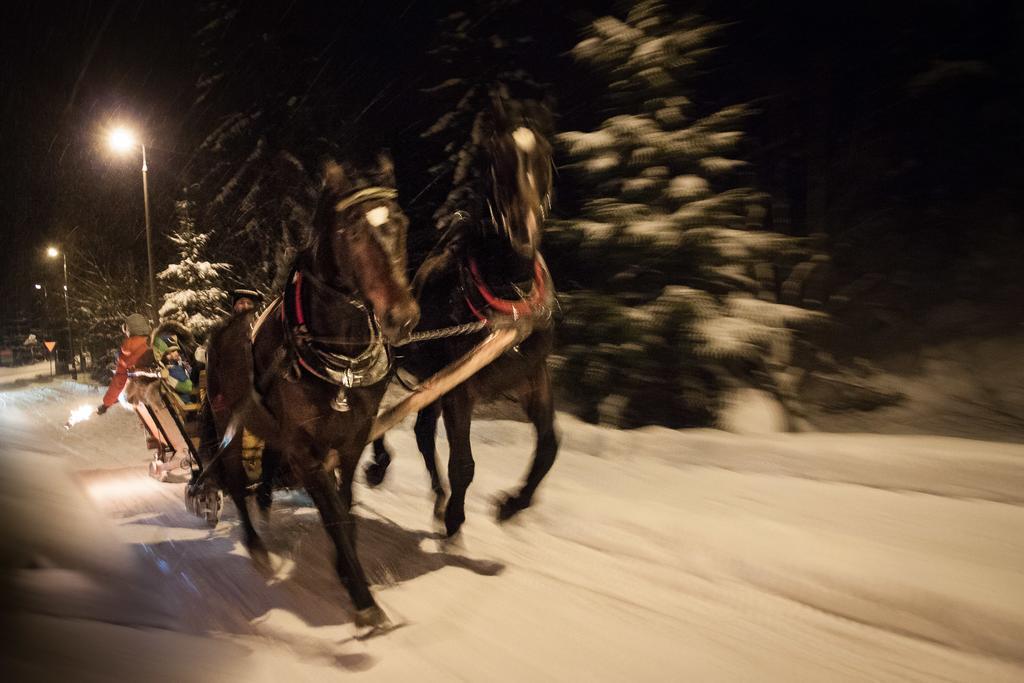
[441,387,475,537]
[497,364,559,521]
[296,449,388,631]
[414,402,446,520]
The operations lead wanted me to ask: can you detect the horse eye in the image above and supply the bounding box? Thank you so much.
[365,206,389,227]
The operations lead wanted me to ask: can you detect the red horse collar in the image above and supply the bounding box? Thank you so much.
[465,257,548,322]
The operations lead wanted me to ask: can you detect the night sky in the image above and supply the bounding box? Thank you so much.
[1,2,192,316]
[0,1,592,321]
[2,1,1021,334]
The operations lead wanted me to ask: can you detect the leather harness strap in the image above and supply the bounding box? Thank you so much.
[464,256,549,323]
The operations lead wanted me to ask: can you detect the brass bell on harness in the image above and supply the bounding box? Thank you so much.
[332,387,350,412]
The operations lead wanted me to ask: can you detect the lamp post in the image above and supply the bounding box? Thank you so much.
[46,246,77,380]
[33,284,53,377]
[109,127,157,318]
[32,283,49,332]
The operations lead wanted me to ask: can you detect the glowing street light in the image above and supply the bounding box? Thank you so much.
[46,245,77,380]
[108,127,137,153]
[107,125,157,316]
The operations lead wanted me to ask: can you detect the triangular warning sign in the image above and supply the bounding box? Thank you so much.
[44,340,57,352]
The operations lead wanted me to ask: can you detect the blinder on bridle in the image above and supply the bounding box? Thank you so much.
[483,125,553,255]
[333,186,398,214]
[332,185,406,272]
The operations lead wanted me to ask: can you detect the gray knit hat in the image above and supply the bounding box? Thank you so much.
[124,313,151,337]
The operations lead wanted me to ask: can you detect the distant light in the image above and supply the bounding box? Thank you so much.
[108,127,137,153]
[63,285,67,291]
[34,284,42,290]
[46,246,59,258]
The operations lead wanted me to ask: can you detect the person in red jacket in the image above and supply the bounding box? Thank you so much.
[97,313,151,415]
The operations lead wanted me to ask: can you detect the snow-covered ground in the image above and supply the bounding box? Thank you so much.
[0,361,52,386]
[2,379,1023,681]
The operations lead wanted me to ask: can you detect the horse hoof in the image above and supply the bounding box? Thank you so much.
[255,487,273,511]
[364,462,387,488]
[354,605,392,638]
[439,529,465,553]
[248,543,272,575]
[444,516,465,539]
[432,493,447,521]
[495,493,530,522]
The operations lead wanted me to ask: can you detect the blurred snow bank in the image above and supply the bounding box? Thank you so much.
[716,387,788,434]
[0,411,265,682]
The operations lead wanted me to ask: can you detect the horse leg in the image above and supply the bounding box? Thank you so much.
[219,434,269,567]
[256,446,281,515]
[414,402,446,520]
[441,388,475,537]
[363,438,391,488]
[336,448,360,548]
[497,364,559,521]
[298,453,388,630]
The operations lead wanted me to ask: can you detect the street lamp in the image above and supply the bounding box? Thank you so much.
[108,126,157,317]
[46,246,77,380]
[33,283,54,376]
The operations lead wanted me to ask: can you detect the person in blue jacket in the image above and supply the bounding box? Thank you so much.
[159,342,195,404]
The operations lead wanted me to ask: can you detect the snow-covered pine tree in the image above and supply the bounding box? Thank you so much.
[157,200,230,338]
[184,1,320,294]
[552,0,820,428]
[69,252,148,357]
[418,2,554,241]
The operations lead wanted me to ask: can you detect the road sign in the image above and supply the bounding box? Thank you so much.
[44,340,57,353]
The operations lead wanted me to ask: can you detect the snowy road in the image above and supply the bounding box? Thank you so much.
[3,380,1024,681]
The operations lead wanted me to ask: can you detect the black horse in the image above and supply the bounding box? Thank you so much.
[205,154,419,632]
[365,104,558,538]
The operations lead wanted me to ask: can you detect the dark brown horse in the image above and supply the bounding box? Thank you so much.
[365,104,558,538]
[204,154,419,632]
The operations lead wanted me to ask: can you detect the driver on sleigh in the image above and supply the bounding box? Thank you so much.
[96,313,151,416]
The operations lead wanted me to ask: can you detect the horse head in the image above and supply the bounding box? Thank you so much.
[314,154,420,343]
[481,99,554,259]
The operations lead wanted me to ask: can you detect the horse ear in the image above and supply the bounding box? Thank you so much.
[376,152,396,187]
[323,160,350,194]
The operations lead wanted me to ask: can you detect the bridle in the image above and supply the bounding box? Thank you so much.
[483,127,553,250]
[274,185,402,410]
[334,186,398,213]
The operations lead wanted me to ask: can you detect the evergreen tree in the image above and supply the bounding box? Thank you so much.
[552,1,818,428]
[182,1,324,294]
[417,2,554,241]
[157,200,230,338]
[70,252,148,356]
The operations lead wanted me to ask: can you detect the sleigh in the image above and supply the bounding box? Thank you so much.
[129,364,272,526]
[128,369,202,482]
